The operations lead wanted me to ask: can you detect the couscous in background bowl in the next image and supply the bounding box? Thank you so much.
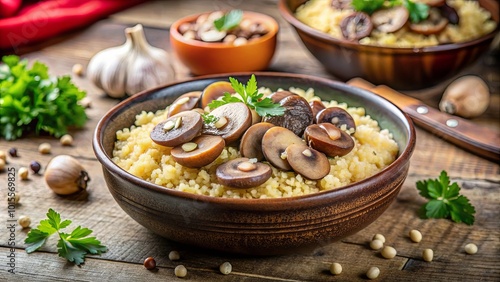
[92,72,416,255]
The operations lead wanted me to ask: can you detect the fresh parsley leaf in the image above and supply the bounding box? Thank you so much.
[352,0,385,14]
[352,0,429,23]
[0,55,88,140]
[202,113,219,124]
[214,10,243,31]
[25,209,107,265]
[403,0,429,23]
[207,74,285,117]
[416,171,476,225]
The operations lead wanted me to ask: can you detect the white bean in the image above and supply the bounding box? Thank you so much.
[464,243,478,254]
[423,248,434,262]
[381,246,397,259]
[366,266,380,279]
[330,262,342,275]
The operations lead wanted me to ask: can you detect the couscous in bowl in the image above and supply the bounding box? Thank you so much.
[93,73,416,255]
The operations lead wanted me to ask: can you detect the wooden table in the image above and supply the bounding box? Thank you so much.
[1,1,499,281]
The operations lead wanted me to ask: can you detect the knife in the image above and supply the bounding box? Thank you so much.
[347,78,500,162]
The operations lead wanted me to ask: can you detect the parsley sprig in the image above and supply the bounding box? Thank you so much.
[352,0,429,23]
[25,209,107,265]
[416,171,476,225]
[214,10,243,31]
[208,74,285,117]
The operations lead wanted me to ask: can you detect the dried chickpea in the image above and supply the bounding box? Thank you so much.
[330,262,342,275]
[372,233,385,243]
[370,239,384,250]
[366,266,380,280]
[7,193,20,205]
[464,243,478,254]
[381,246,397,259]
[72,63,84,76]
[0,150,6,162]
[174,265,187,278]
[219,262,232,275]
[168,250,180,261]
[38,143,51,154]
[60,134,74,146]
[423,248,434,262]
[19,167,29,180]
[409,229,422,243]
[0,159,5,171]
[18,215,31,228]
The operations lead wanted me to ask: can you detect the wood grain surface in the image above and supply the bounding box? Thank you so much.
[1,0,499,281]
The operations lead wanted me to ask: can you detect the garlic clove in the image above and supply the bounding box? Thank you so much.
[439,75,490,118]
[44,155,90,195]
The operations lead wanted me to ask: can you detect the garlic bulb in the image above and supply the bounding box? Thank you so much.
[87,24,174,98]
[44,155,90,195]
[439,75,490,118]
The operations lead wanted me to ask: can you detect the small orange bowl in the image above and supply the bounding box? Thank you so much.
[170,11,279,75]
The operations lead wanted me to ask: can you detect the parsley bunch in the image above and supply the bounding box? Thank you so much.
[208,74,285,117]
[416,171,476,225]
[0,55,87,140]
[25,209,107,265]
[352,0,429,23]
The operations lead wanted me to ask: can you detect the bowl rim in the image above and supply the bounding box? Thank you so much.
[93,72,416,208]
[170,10,279,49]
[277,0,500,53]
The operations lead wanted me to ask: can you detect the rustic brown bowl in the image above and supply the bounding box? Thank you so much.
[278,0,500,91]
[170,11,279,75]
[93,72,416,255]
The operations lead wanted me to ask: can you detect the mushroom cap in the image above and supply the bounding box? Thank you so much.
[261,126,305,170]
[167,91,202,117]
[216,157,272,188]
[200,81,235,109]
[171,135,225,168]
[340,12,373,40]
[203,102,253,144]
[309,100,326,123]
[409,8,449,35]
[240,122,275,161]
[316,107,356,133]
[150,110,203,147]
[371,6,409,33]
[262,94,313,137]
[285,144,330,180]
[304,123,355,157]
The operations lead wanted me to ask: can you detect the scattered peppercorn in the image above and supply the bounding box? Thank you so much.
[8,147,18,157]
[464,243,478,254]
[18,215,31,228]
[19,167,29,180]
[219,262,232,275]
[330,262,342,275]
[169,250,180,261]
[423,248,434,262]
[174,265,187,278]
[38,143,51,154]
[30,161,42,174]
[143,257,156,270]
[409,230,422,243]
[366,266,380,280]
[60,134,74,146]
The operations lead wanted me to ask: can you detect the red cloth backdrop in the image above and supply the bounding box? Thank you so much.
[0,0,147,50]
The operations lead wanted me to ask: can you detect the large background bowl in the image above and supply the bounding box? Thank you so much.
[278,0,499,91]
[170,11,278,75]
[93,72,416,255]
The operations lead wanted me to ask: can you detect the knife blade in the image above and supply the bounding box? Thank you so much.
[347,78,500,162]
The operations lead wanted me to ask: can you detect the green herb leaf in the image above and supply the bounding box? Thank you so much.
[352,0,385,14]
[416,171,476,225]
[214,10,243,31]
[207,74,285,117]
[202,113,219,124]
[24,209,107,265]
[0,55,87,140]
[403,0,429,23]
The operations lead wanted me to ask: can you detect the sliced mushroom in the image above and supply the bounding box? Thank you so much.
[371,6,409,33]
[340,12,373,41]
[167,91,202,117]
[261,126,304,171]
[415,0,445,7]
[304,123,355,157]
[439,4,459,25]
[240,122,275,161]
[202,102,252,144]
[309,100,326,123]
[150,111,203,147]
[262,94,313,136]
[216,158,272,188]
[200,81,235,110]
[285,144,330,180]
[268,90,295,103]
[171,135,225,168]
[316,107,356,133]
[409,8,448,35]
[331,0,352,10]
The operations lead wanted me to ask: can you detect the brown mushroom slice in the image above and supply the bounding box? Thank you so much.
[309,100,326,123]
[439,4,459,25]
[216,157,272,188]
[167,91,202,117]
[262,95,313,136]
[285,144,330,180]
[304,123,355,157]
[200,81,235,110]
[268,90,295,103]
[409,8,448,35]
[202,102,252,144]
[150,111,203,147]
[415,0,445,7]
[371,6,409,33]
[240,122,275,161]
[261,126,304,170]
[316,107,356,133]
[340,12,373,41]
[331,0,352,10]
[171,135,225,168]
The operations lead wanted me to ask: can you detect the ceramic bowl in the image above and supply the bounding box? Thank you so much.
[170,11,279,75]
[278,0,500,90]
[93,72,416,255]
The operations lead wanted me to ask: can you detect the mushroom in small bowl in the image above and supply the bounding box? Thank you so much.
[93,72,416,255]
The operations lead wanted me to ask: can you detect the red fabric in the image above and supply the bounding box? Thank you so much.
[0,0,147,50]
